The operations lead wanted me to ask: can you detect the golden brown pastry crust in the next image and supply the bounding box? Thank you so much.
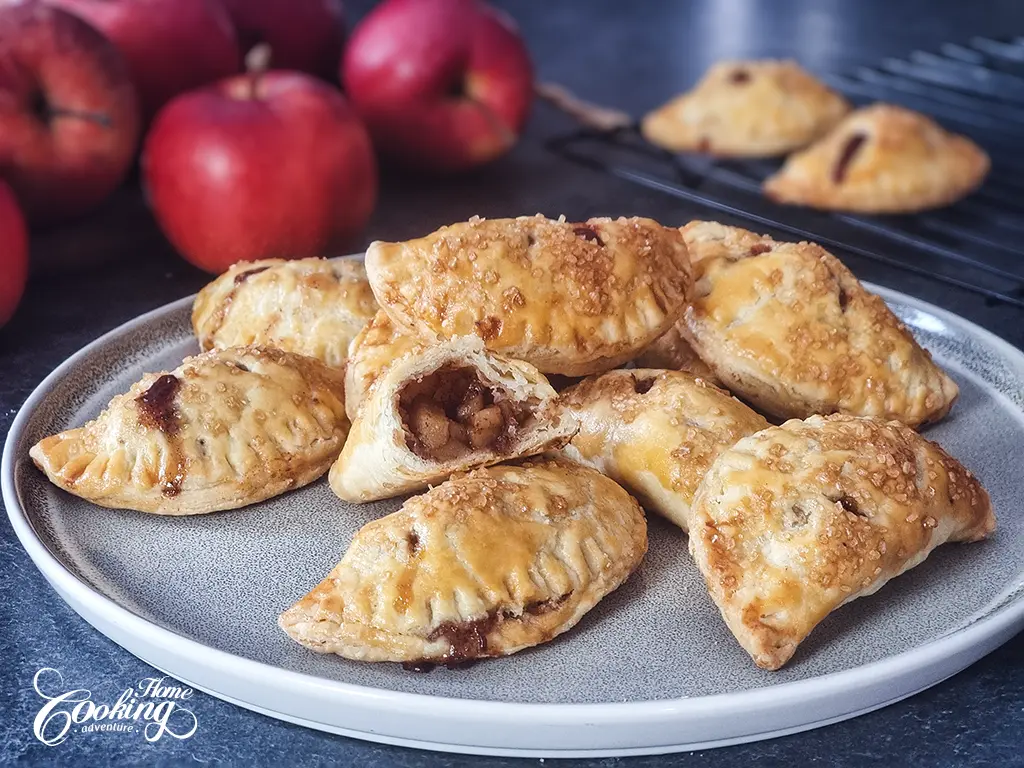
[344,310,420,420]
[763,104,990,213]
[192,258,378,369]
[559,369,768,531]
[633,324,719,383]
[641,60,850,157]
[689,414,995,670]
[330,335,576,502]
[365,215,693,377]
[680,221,959,427]
[280,458,647,664]
[30,346,349,515]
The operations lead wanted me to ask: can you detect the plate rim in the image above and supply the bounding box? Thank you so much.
[5,277,1024,751]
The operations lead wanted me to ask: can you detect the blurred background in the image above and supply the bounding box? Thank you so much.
[3,2,1024,765]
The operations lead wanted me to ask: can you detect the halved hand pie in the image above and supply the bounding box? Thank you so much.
[281,458,647,665]
[559,369,768,531]
[763,104,989,213]
[679,221,959,427]
[365,215,692,376]
[344,310,420,420]
[329,335,576,502]
[641,60,850,157]
[30,346,349,515]
[192,257,378,369]
[689,414,995,670]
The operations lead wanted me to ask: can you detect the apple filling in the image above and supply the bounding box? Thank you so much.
[399,367,534,462]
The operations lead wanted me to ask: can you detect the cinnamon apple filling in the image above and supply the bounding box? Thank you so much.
[398,367,535,461]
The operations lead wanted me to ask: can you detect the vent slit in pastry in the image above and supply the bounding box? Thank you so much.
[689,414,995,670]
[30,346,349,515]
[832,132,867,184]
[280,459,647,666]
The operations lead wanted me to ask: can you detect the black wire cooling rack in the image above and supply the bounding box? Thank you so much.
[544,37,1024,309]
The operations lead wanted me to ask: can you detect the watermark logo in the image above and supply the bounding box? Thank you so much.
[32,668,199,746]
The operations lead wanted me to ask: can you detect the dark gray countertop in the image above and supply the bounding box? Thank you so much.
[2,1,1023,765]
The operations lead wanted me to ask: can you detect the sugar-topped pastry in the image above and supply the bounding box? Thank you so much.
[365,215,693,377]
[763,104,989,213]
[559,369,768,531]
[641,60,850,157]
[192,257,378,369]
[329,335,576,502]
[689,414,995,670]
[281,458,647,666]
[677,221,959,427]
[30,346,349,515]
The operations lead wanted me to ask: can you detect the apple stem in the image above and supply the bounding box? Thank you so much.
[245,43,273,99]
[534,82,633,132]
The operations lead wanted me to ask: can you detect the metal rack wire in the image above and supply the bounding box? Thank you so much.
[544,37,1024,309]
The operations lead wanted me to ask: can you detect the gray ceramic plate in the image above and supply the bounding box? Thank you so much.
[4,274,1024,757]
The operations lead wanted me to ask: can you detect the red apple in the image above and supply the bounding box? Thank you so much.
[221,0,345,81]
[342,0,533,172]
[0,180,28,328]
[141,63,377,273]
[47,0,240,120]
[0,2,140,222]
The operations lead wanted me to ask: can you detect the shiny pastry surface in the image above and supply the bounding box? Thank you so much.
[31,346,349,515]
[365,215,693,376]
[281,458,648,665]
[689,414,995,670]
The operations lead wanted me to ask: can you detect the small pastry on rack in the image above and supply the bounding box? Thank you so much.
[559,369,768,531]
[281,458,648,666]
[192,257,378,369]
[30,346,349,515]
[689,414,995,670]
[763,104,989,213]
[329,335,576,502]
[674,221,959,427]
[641,59,850,157]
[365,214,692,377]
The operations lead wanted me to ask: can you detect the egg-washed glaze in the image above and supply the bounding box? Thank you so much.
[679,221,959,427]
[30,346,349,515]
[689,414,995,670]
[282,458,647,665]
[365,215,693,377]
[192,258,378,369]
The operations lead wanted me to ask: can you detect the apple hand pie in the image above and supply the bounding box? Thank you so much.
[633,323,719,383]
[689,414,995,670]
[329,335,576,502]
[679,221,959,427]
[559,370,768,531]
[280,458,647,665]
[192,257,378,369]
[344,310,420,420]
[641,60,850,157]
[365,215,692,377]
[763,104,989,213]
[30,346,349,515]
